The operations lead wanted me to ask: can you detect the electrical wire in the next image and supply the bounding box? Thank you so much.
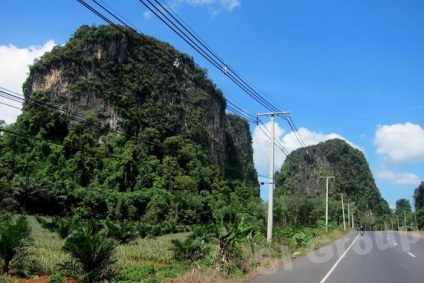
[1,87,272,180]
[83,0,309,156]
[135,0,309,151]
[138,0,281,112]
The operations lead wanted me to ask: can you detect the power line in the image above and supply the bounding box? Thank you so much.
[279,113,307,149]
[0,127,134,162]
[76,0,256,122]
[77,0,301,139]
[137,0,283,113]
[1,87,273,181]
[256,119,289,156]
[135,0,309,152]
[0,101,21,110]
[3,1,309,186]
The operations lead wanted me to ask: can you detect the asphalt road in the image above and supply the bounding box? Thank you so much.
[250,231,424,283]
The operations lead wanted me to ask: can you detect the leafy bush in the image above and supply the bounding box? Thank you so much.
[47,274,64,283]
[36,216,78,239]
[59,228,118,283]
[104,220,138,244]
[170,236,210,263]
[213,222,253,274]
[118,264,179,282]
[10,248,40,278]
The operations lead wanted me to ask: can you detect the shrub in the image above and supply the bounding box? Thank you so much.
[104,220,138,244]
[170,236,210,263]
[47,274,64,283]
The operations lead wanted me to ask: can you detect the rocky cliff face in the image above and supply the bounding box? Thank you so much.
[23,25,228,163]
[225,114,258,186]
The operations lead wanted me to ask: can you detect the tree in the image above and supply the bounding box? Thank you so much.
[0,215,32,273]
[395,198,412,215]
[59,227,117,283]
[413,182,424,211]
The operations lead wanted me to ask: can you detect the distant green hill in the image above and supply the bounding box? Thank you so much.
[274,139,390,228]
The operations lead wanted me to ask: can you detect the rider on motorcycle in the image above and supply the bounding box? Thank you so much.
[360,225,364,235]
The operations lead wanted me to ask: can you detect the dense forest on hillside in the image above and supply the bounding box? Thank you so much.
[274,139,391,229]
[0,25,263,234]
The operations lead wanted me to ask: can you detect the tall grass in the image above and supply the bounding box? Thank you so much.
[116,232,190,268]
[26,215,190,273]
[26,215,68,274]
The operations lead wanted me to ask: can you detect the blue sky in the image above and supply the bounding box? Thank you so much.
[1,0,423,209]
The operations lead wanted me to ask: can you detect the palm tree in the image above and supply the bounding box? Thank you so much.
[0,215,31,273]
[59,227,117,283]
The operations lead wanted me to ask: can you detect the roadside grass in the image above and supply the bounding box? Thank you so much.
[2,215,350,283]
[116,232,190,268]
[26,215,68,275]
[4,215,190,282]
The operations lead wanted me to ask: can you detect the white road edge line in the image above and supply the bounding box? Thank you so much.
[319,234,360,283]
[407,252,416,258]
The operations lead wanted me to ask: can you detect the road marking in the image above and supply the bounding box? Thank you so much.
[407,252,416,258]
[394,242,398,246]
[319,234,360,283]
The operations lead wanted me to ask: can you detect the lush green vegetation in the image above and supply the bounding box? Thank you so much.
[0,214,348,282]
[275,139,391,230]
[0,24,267,281]
[0,25,397,282]
[0,24,262,234]
[390,181,424,231]
[414,182,424,229]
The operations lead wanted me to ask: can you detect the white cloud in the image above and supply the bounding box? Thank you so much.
[169,0,241,15]
[375,169,421,186]
[374,122,424,163]
[219,0,241,11]
[143,11,152,19]
[253,121,287,176]
[253,122,359,176]
[0,40,55,124]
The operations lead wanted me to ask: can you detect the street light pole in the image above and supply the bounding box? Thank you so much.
[257,111,289,242]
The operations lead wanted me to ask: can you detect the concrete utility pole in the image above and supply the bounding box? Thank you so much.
[404,211,407,228]
[415,212,419,231]
[396,215,400,231]
[347,204,351,227]
[320,176,334,232]
[257,111,289,242]
[348,202,355,229]
[341,194,346,231]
